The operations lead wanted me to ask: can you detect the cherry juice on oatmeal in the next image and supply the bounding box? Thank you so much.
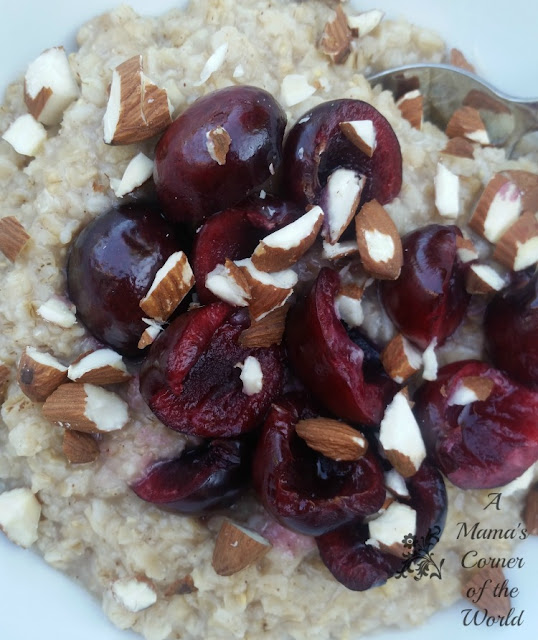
[0,1,537,639]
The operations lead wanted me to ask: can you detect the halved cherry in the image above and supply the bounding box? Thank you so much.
[286,268,398,425]
[380,224,470,350]
[252,396,386,536]
[414,360,538,489]
[282,99,402,207]
[132,438,251,514]
[139,303,284,438]
[316,461,447,591]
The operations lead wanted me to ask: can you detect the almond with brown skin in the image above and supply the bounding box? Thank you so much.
[62,430,100,464]
[502,170,538,213]
[396,90,423,130]
[524,484,538,536]
[450,48,475,73]
[441,136,475,159]
[212,520,271,576]
[0,217,30,262]
[381,333,422,384]
[456,236,479,263]
[493,211,538,271]
[67,348,131,385]
[206,127,231,165]
[238,304,289,348]
[469,174,522,243]
[17,347,68,402]
[448,376,495,406]
[465,263,506,295]
[446,106,489,145]
[462,567,511,617]
[319,5,352,64]
[339,120,377,157]
[295,418,368,462]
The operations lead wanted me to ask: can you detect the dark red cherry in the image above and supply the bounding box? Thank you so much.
[282,99,402,207]
[484,272,538,388]
[380,224,470,350]
[154,86,287,227]
[192,197,302,304]
[414,360,538,489]
[132,438,251,514]
[67,203,181,357]
[316,461,447,591]
[252,397,386,536]
[286,268,398,425]
[139,303,284,438]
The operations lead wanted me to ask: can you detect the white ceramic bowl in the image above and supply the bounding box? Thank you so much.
[0,1,536,639]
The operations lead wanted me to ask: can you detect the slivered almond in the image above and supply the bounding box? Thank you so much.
[339,120,377,157]
[238,304,289,348]
[36,297,77,328]
[103,55,172,145]
[469,174,522,243]
[62,429,100,464]
[138,319,164,349]
[206,259,251,307]
[502,170,538,213]
[441,136,475,159]
[463,89,511,115]
[446,106,489,145]
[396,90,423,130]
[322,239,360,260]
[251,206,323,272]
[335,283,364,328]
[524,484,538,536]
[434,162,460,218]
[42,383,129,433]
[67,348,130,384]
[381,334,422,384]
[355,200,403,279]
[140,251,194,321]
[0,217,30,262]
[493,211,538,271]
[462,567,511,617]
[448,376,494,406]
[206,127,231,165]
[296,418,368,462]
[319,5,352,64]
[456,236,479,263]
[450,48,475,73]
[17,347,68,402]
[465,263,506,294]
[212,520,271,576]
[321,170,364,244]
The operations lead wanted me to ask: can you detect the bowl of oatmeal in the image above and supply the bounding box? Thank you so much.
[0,1,537,640]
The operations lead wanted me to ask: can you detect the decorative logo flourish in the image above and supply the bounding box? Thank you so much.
[394,525,445,581]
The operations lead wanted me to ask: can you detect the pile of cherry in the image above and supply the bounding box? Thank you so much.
[66,86,538,591]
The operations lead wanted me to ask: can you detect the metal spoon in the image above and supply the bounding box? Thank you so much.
[369,63,538,156]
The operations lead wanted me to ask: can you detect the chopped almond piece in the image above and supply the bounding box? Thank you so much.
[42,383,129,433]
[502,170,538,213]
[446,106,489,145]
[396,90,423,130]
[385,469,410,499]
[67,348,131,384]
[422,338,438,381]
[205,259,251,307]
[524,484,538,536]
[2,114,47,156]
[296,418,368,462]
[367,502,417,558]
[238,305,289,348]
[335,283,364,328]
[493,212,538,271]
[319,5,352,64]
[347,9,384,37]
[448,376,494,406]
[280,74,316,108]
[441,136,475,159]
[195,42,228,87]
[251,206,323,272]
[322,239,360,260]
[469,174,522,243]
[138,319,164,349]
[17,347,68,402]
[355,200,403,279]
[103,55,172,145]
[339,120,377,157]
[320,171,364,244]
[36,297,77,328]
[456,236,479,263]
[206,126,231,165]
[381,334,422,384]
[0,488,41,548]
[465,263,505,295]
[0,217,30,262]
[111,152,154,198]
[434,162,460,218]
[140,251,195,321]
[236,355,264,396]
[462,567,511,617]
[62,430,100,464]
[450,48,475,73]
[112,578,157,613]
[212,520,271,576]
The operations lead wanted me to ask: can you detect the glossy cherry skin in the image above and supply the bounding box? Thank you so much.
[139,303,284,438]
[192,196,302,304]
[380,224,470,350]
[414,360,538,489]
[154,86,287,227]
[316,461,447,591]
[283,99,402,207]
[67,203,180,357]
[252,397,386,536]
[286,268,398,426]
[132,438,251,514]
[484,272,538,388]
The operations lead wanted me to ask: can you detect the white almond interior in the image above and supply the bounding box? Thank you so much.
[25,347,67,372]
[513,236,538,271]
[195,43,228,86]
[422,338,438,381]
[0,488,41,548]
[260,206,323,250]
[324,169,364,243]
[37,298,77,328]
[2,114,47,157]
[434,163,460,218]
[112,578,157,613]
[367,502,417,549]
[364,229,395,262]
[113,152,154,197]
[470,264,505,291]
[236,258,298,290]
[280,74,316,107]
[237,356,264,396]
[347,9,384,35]
[83,384,129,432]
[205,263,250,307]
[103,68,122,144]
[385,469,410,499]
[143,251,193,300]
[335,294,364,328]
[483,182,522,242]
[68,349,126,381]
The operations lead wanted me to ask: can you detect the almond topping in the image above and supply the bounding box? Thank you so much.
[67,348,131,384]
[0,488,41,548]
[205,259,251,307]
[111,152,154,198]
[138,319,164,349]
[321,170,364,244]
[140,251,195,321]
[206,126,231,165]
[347,9,384,37]
[456,236,479,263]
[339,120,377,157]
[238,305,289,348]
[24,46,79,125]
[524,484,538,536]
[0,217,30,262]
[469,174,522,243]
[319,5,352,64]
[448,375,495,406]
[296,418,368,462]
[280,74,316,108]
[212,520,271,576]
[385,469,410,500]
[462,567,511,617]
[450,48,475,73]
[502,170,538,213]
[465,263,506,295]
[236,355,264,396]
[355,200,403,279]
[434,162,460,218]
[251,206,324,272]
[62,430,100,464]
[103,55,172,145]
[446,106,490,145]
[381,333,422,384]
[441,136,475,159]
[396,90,423,130]
[112,578,157,613]
[42,383,129,433]
[17,347,68,402]
[322,239,360,260]
[422,338,438,381]
[335,283,364,328]
[367,502,417,558]
[493,211,538,271]
[2,114,47,156]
